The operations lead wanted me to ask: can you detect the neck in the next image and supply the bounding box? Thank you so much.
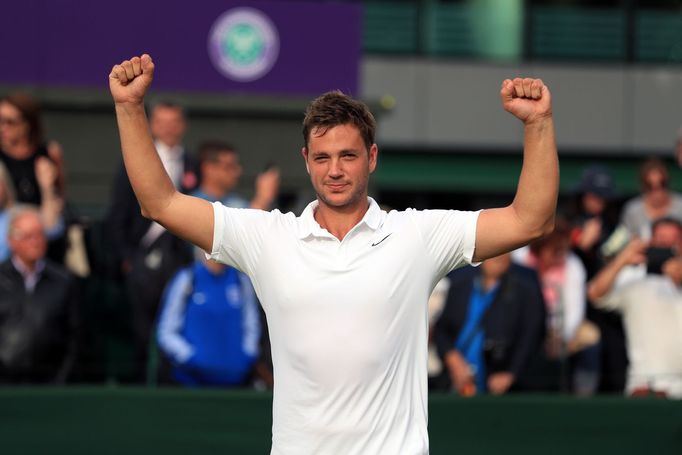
[645,192,670,211]
[3,139,33,159]
[204,260,225,275]
[156,140,180,150]
[314,197,369,241]
[481,275,499,292]
[14,255,37,272]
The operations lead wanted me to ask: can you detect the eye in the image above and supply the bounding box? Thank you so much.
[314,155,328,162]
[342,152,357,160]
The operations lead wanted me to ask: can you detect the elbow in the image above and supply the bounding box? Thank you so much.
[586,281,603,304]
[586,287,598,304]
[540,217,556,237]
[527,216,555,243]
[140,206,163,222]
[140,207,154,220]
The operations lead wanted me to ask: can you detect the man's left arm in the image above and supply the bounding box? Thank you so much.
[473,78,558,262]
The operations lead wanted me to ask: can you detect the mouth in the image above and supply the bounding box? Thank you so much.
[325,183,349,192]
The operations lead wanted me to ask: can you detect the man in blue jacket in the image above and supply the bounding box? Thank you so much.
[156,253,261,386]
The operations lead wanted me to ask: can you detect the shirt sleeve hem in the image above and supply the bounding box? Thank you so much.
[206,201,224,261]
[464,210,482,267]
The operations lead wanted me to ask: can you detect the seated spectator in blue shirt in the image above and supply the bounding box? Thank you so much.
[434,253,545,395]
[156,253,261,387]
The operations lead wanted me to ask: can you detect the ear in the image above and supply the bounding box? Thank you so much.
[368,143,378,174]
[301,147,310,174]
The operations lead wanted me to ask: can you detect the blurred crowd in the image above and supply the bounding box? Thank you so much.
[0,92,680,399]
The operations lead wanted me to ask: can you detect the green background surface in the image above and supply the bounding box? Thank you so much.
[0,388,680,454]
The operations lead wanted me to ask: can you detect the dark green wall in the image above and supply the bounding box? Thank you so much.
[1,388,680,455]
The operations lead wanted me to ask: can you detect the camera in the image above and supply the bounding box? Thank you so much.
[646,247,675,275]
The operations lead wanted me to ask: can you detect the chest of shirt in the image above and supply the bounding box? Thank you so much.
[252,223,434,322]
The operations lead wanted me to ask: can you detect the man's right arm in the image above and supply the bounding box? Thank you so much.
[109,54,213,252]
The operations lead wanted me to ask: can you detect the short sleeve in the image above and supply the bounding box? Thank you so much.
[207,201,273,275]
[409,209,481,278]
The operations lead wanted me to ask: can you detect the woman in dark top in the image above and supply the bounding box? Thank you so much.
[0,93,64,205]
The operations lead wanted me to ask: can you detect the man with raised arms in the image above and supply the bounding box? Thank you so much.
[109,54,558,455]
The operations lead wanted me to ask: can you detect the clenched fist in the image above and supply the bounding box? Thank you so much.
[500,78,552,125]
[109,54,155,105]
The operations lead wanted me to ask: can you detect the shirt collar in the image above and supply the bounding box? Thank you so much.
[11,256,46,291]
[297,197,383,239]
[154,140,184,160]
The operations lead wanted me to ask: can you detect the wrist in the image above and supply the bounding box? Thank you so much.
[39,185,57,196]
[523,113,553,128]
[115,101,146,116]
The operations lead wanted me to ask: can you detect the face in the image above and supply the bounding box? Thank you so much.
[302,124,377,210]
[537,240,569,270]
[642,169,669,204]
[582,192,606,216]
[0,101,29,147]
[150,105,186,148]
[9,212,47,266]
[203,151,242,193]
[651,222,682,251]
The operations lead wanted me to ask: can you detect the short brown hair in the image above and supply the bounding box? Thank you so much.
[1,92,44,147]
[197,140,237,165]
[302,90,376,150]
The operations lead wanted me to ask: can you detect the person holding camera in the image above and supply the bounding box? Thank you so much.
[587,217,682,398]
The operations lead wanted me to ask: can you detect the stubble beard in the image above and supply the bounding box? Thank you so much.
[316,180,368,210]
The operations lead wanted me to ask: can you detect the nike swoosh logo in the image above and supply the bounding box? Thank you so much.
[371,233,392,247]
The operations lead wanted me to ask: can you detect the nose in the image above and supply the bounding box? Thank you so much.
[328,157,343,178]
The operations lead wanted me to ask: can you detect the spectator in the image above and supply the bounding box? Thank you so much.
[0,206,78,383]
[157,251,261,387]
[514,220,601,396]
[567,164,628,393]
[588,217,682,398]
[434,253,545,396]
[0,93,65,205]
[192,140,279,210]
[620,158,682,240]
[106,100,198,382]
[568,164,618,278]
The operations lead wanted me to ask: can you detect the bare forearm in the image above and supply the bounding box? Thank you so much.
[39,186,63,231]
[511,117,559,237]
[115,103,176,219]
[587,255,626,302]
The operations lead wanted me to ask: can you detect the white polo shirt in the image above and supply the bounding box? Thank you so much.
[209,197,479,455]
